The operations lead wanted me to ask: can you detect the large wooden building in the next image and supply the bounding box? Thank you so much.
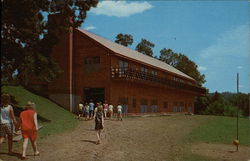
[29,26,206,114]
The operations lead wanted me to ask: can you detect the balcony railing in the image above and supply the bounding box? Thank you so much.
[111,67,206,94]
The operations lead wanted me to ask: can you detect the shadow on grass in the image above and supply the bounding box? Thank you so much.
[228,150,237,153]
[0,152,21,159]
[81,139,97,144]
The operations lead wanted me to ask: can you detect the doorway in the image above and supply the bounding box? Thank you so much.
[84,88,105,103]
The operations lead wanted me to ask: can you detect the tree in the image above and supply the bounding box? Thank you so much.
[159,48,206,85]
[222,92,249,116]
[135,39,155,57]
[115,33,133,47]
[194,94,210,114]
[159,48,179,66]
[1,0,98,85]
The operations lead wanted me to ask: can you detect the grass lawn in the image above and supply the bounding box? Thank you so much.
[181,154,219,161]
[186,115,250,146]
[2,86,78,139]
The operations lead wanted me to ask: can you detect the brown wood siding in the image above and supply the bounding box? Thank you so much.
[29,28,202,113]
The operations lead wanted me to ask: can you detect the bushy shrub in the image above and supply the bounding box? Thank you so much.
[202,100,243,117]
[223,105,243,117]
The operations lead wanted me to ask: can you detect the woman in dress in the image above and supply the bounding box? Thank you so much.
[19,102,39,159]
[94,104,104,144]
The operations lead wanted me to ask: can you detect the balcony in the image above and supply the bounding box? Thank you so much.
[111,67,206,94]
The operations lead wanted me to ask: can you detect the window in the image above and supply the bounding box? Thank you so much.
[180,102,184,112]
[151,100,158,112]
[119,60,128,69]
[151,70,157,76]
[140,99,148,113]
[173,102,178,112]
[141,67,148,73]
[84,56,100,72]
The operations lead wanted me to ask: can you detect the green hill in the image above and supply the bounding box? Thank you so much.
[2,86,78,139]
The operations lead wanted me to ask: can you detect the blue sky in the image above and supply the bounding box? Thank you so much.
[81,1,249,93]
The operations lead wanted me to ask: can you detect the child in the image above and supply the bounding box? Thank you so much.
[0,94,18,155]
[94,105,104,144]
[108,104,114,119]
[78,101,84,120]
[19,102,39,160]
[117,103,123,121]
[84,102,90,120]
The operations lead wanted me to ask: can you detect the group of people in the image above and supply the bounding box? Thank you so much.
[0,94,39,160]
[78,100,123,121]
[0,95,126,160]
[78,100,124,144]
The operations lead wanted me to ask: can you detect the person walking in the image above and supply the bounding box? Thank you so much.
[0,94,18,155]
[84,102,90,120]
[94,105,104,144]
[103,101,108,119]
[78,101,84,120]
[117,103,123,121]
[19,102,40,160]
[108,103,114,119]
[89,100,95,119]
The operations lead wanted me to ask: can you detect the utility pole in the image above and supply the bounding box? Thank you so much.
[233,73,240,151]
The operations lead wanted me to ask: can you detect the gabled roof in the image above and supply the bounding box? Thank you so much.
[77,29,195,81]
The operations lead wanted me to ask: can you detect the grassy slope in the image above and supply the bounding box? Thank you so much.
[2,86,78,139]
[187,115,250,146]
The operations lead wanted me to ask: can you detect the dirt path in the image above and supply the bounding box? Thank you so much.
[0,115,249,161]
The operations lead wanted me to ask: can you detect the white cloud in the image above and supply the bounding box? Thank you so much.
[200,24,249,59]
[84,25,96,31]
[198,65,207,72]
[90,1,153,17]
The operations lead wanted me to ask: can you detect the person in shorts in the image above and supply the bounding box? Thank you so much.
[103,101,108,119]
[84,102,90,120]
[78,101,84,120]
[117,103,123,121]
[0,93,18,155]
[108,103,114,119]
